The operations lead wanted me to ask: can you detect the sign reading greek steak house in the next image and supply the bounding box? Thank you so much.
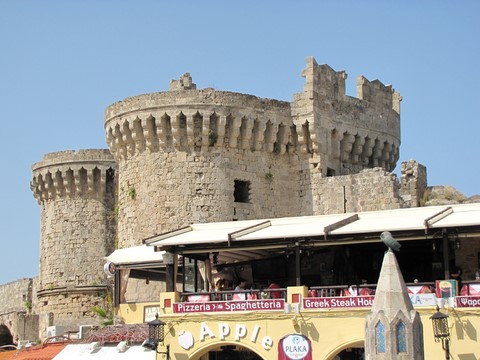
[303,296,374,309]
[174,299,285,313]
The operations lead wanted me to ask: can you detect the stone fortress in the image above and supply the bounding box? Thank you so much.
[0,57,476,341]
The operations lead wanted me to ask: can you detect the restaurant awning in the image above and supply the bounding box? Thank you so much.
[105,245,164,268]
[144,204,480,260]
[52,344,154,360]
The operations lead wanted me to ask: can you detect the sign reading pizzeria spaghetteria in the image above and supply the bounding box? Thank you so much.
[303,296,374,309]
[278,334,312,360]
[173,299,285,313]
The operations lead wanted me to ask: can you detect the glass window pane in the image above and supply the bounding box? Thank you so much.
[396,321,406,353]
[376,321,385,353]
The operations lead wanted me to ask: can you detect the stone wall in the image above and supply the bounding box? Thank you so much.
[116,150,303,247]
[36,288,108,337]
[0,278,33,314]
[291,57,401,177]
[37,198,115,288]
[30,150,117,336]
[124,278,165,303]
[0,278,38,342]
[400,160,427,207]
[313,167,404,214]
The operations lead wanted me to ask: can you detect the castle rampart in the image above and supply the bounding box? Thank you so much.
[104,89,292,159]
[105,84,302,248]
[30,150,116,335]
[0,278,38,342]
[313,168,404,214]
[104,58,404,248]
[292,57,401,177]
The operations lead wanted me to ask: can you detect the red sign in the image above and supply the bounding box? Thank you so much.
[456,296,480,307]
[303,296,374,309]
[174,299,285,313]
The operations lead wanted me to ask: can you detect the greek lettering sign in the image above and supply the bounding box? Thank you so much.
[456,296,480,307]
[278,334,312,360]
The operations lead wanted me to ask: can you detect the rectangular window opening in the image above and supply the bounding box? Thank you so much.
[234,180,250,203]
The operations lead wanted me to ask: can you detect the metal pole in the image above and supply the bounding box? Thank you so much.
[442,230,450,280]
[295,242,301,286]
[444,339,450,360]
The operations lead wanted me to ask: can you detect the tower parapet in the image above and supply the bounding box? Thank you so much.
[169,72,197,91]
[31,150,116,202]
[104,84,298,248]
[292,57,401,175]
[30,149,116,335]
[104,88,292,161]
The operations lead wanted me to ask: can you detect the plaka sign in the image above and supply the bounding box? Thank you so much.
[278,334,312,360]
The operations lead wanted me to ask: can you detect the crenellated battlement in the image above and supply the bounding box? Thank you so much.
[292,57,401,174]
[300,57,348,100]
[296,57,401,113]
[169,72,197,91]
[105,60,399,175]
[31,149,116,203]
[105,89,292,160]
[356,76,402,115]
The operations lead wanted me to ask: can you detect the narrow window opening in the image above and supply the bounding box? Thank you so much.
[327,168,335,177]
[396,321,407,353]
[234,180,250,203]
[376,321,385,353]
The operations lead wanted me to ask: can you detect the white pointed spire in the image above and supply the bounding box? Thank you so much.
[365,245,424,359]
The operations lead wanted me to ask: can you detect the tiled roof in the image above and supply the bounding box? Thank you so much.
[84,324,148,344]
[11,343,67,360]
[0,350,16,360]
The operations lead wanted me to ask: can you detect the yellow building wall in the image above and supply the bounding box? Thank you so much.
[158,310,367,360]
[119,292,480,360]
[117,302,160,324]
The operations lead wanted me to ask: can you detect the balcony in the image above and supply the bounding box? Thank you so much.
[113,281,480,322]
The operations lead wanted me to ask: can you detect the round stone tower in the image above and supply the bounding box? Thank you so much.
[105,59,401,248]
[30,149,116,334]
[105,74,297,248]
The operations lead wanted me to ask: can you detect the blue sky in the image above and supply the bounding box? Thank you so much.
[0,1,479,284]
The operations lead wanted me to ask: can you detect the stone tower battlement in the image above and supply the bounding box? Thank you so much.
[103,58,404,248]
[30,149,116,336]
[292,57,401,175]
[105,88,292,160]
[105,59,400,175]
[104,87,297,247]
[31,149,116,202]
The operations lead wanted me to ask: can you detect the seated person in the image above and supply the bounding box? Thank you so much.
[215,279,225,292]
[450,266,463,291]
[268,282,282,299]
[233,278,247,300]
